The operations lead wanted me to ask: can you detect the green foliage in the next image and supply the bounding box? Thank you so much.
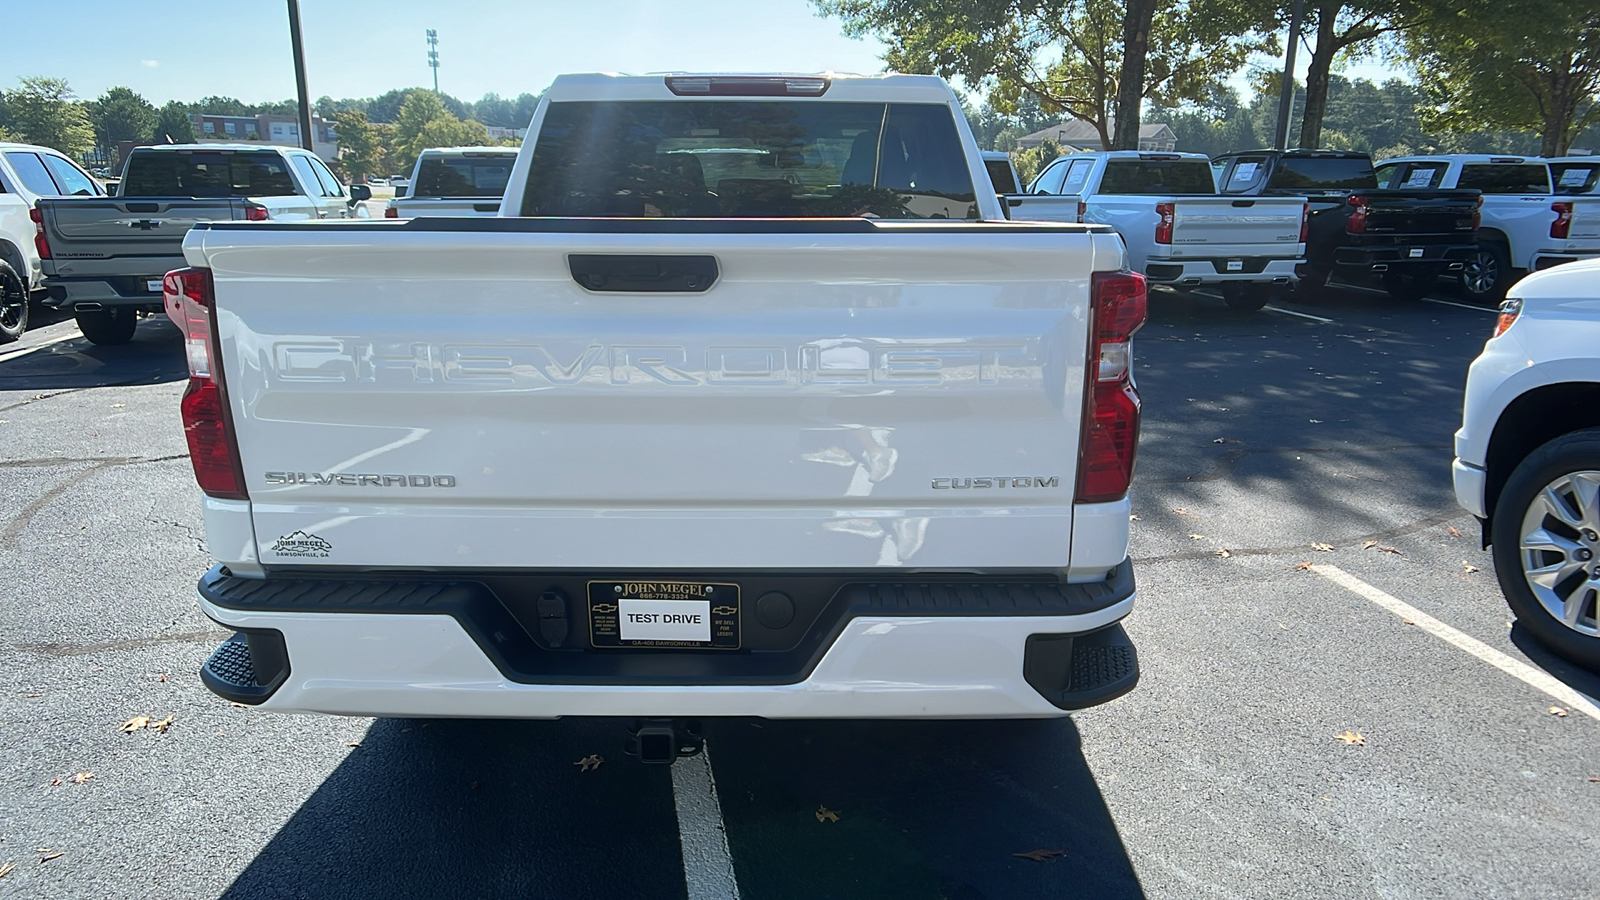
[152,101,195,143]
[1012,138,1063,185]
[4,77,94,157]
[194,95,250,117]
[332,110,383,179]
[388,91,494,171]
[89,87,156,150]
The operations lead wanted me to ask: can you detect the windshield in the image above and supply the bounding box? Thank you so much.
[1552,161,1599,194]
[521,100,978,219]
[413,153,517,198]
[121,150,298,197]
[1099,159,1216,195]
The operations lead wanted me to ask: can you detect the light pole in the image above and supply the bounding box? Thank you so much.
[287,0,315,152]
[427,30,440,94]
[1274,0,1305,151]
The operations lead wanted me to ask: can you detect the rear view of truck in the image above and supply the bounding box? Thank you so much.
[385,147,518,218]
[172,74,1145,757]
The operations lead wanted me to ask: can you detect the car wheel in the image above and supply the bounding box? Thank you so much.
[1382,271,1433,301]
[0,260,27,344]
[1220,283,1272,311]
[75,307,138,346]
[1459,243,1510,303]
[1294,267,1330,299]
[1491,428,1600,670]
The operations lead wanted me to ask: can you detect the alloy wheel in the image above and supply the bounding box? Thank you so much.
[1461,249,1500,297]
[0,268,25,333]
[1518,471,1600,637]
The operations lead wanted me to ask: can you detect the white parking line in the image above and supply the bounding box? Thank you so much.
[1312,564,1600,722]
[1263,305,1333,323]
[0,330,79,363]
[1419,297,1497,313]
[672,742,741,899]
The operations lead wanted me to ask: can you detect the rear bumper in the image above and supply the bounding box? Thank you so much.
[1143,257,1298,285]
[1332,242,1474,273]
[1532,248,1600,271]
[195,561,1139,718]
[41,276,166,310]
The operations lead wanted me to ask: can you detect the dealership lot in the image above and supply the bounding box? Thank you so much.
[1,286,1596,899]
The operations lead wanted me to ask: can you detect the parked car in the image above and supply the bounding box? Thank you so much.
[1009,150,1305,311]
[981,150,1022,195]
[1375,155,1600,301]
[170,72,1145,756]
[1549,157,1599,195]
[33,143,371,345]
[384,147,518,218]
[1211,149,1482,300]
[389,175,410,197]
[1454,258,1600,670]
[0,142,106,342]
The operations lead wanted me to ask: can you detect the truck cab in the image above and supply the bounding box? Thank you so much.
[385,146,519,218]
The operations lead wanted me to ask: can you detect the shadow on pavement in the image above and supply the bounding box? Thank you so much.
[1508,623,1600,702]
[0,316,185,390]
[706,717,1144,900]
[218,718,687,900]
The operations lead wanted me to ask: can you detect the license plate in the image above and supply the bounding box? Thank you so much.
[588,580,740,649]
[1226,259,1243,272]
[1408,248,1424,258]
[146,279,163,293]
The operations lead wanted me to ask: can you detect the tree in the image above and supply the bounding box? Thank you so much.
[413,116,491,155]
[1407,2,1599,156]
[193,95,250,116]
[1113,0,1157,149]
[818,0,1271,151]
[1290,2,1421,149]
[4,77,94,157]
[390,90,492,171]
[89,87,156,151]
[333,110,383,180]
[472,92,515,127]
[152,101,195,143]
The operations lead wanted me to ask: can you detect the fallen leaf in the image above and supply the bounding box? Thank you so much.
[1294,561,1314,571]
[152,715,174,734]
[1588,776,1600,783]
[48,777,62,787]
[1335,731,1366,746]
[815,805,840,823]
[1172,507,1190,515]
[1462,561,1479,574]
[1128,514,1140,521]
[1212,437,1227,444]
[1402,618,1414,625]
[1378,546,1402,556]
[1362,540,1379,550]
[1216,548,1232,558]
[119,715,150,733]
[0,861,13,878]
[1308,419,1322,424]
[110,403,125,408]
[1311,542,1334,552]
[1013,849,1067,862]
[574,754,604,772]
[346,741,361,747]
[38,849,62,863]
[70,772,93,784]
[1550,707,1569,718]
[1188,533,1205,540]
[229,702,248,708]
[1447,525,1462,538]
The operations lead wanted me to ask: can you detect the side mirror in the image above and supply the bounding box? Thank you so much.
[348,183,372,202]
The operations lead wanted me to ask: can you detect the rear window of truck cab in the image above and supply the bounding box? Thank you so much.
[1098,157,1215,195]
[1266,156,1376,191]
[414,153,518,198]
[1374,161,1448,189]
[121,150,298,197]
[1458,163,1551,194]
[1552,162,1599,194]
[521,101,978,219]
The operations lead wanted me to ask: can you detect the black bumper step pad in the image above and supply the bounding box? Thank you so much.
[1023,623,1140,710]
[200,631,291,705]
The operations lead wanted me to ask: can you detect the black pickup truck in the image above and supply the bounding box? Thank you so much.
[1212,150,1481,300]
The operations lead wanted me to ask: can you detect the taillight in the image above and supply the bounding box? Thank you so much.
[244,204,269,222]
[1493,297,1522,337]
[1076,200,1087,224]
[1154,202,1174,244]
[1078,272,1147,503]
[1552,201,1573,239]
[163,267,246,500]
[385,205,399,219]
[1299,202,1309,243]
[1346,195,1368,234]
[29,207,50,259]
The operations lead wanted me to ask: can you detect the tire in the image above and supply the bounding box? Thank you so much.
[1458,243,1511,303]
[0,260,27,344]
[74,307,138,346]
[1220,282,1272,312]
[1294,266,1330,299]
[1382,271,1433,301]
[1491,428,1600,670]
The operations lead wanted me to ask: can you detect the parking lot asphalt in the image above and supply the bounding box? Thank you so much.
[2,283,1597,899]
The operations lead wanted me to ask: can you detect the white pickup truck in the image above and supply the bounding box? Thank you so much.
[1010,151,1305,311]
[1376,155,1600,301]
[0,141,108,342]
[171,73,1145,760]
[383,146,518,218]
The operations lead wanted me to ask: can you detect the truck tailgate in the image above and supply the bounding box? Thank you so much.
[1361,189,1479,237]
[194,220,1110,571]
[1168,197,1302,252]
[1565,197,1600,243]
[40,198,246,275]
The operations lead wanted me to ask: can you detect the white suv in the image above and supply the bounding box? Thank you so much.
[1454,258,1600,668]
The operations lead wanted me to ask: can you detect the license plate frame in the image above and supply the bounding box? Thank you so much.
[1226,259,1243,272]
[587,580,741,650]
[146,278,164,293]
[1408,248,1425,258]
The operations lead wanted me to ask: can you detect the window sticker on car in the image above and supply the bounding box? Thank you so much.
[1559,167,1592,188]
[1404,168,1438,188]
[1230,162,1258,184]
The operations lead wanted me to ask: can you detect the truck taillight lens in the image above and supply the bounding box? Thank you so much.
[1299,202,1309,243]
[1346,195,1368,234]
[1493,297,1522,337]
[1552,201,1573,239]
[1079,271,1147,503]
[29,207,50,259]
[385,206,399,218]
[164,267,246,500]
[1154,202,1174,244]
[244,204,270,221]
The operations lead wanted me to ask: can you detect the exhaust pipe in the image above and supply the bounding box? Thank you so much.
[1371,264,1389,272]
[74,302,105,312]
[627,718,705,765]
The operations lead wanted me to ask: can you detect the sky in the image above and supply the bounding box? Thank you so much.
[0,0,1404,108]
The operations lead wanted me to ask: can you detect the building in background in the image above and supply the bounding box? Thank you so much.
[189,113,338,162]
[485,126,527,142]
[1016,120,1178,153]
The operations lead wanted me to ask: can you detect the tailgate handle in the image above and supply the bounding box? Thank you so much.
[1230,200,1256,208]
[473,203,499,213]
[125,202,160,213]
[569,254,719,293]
